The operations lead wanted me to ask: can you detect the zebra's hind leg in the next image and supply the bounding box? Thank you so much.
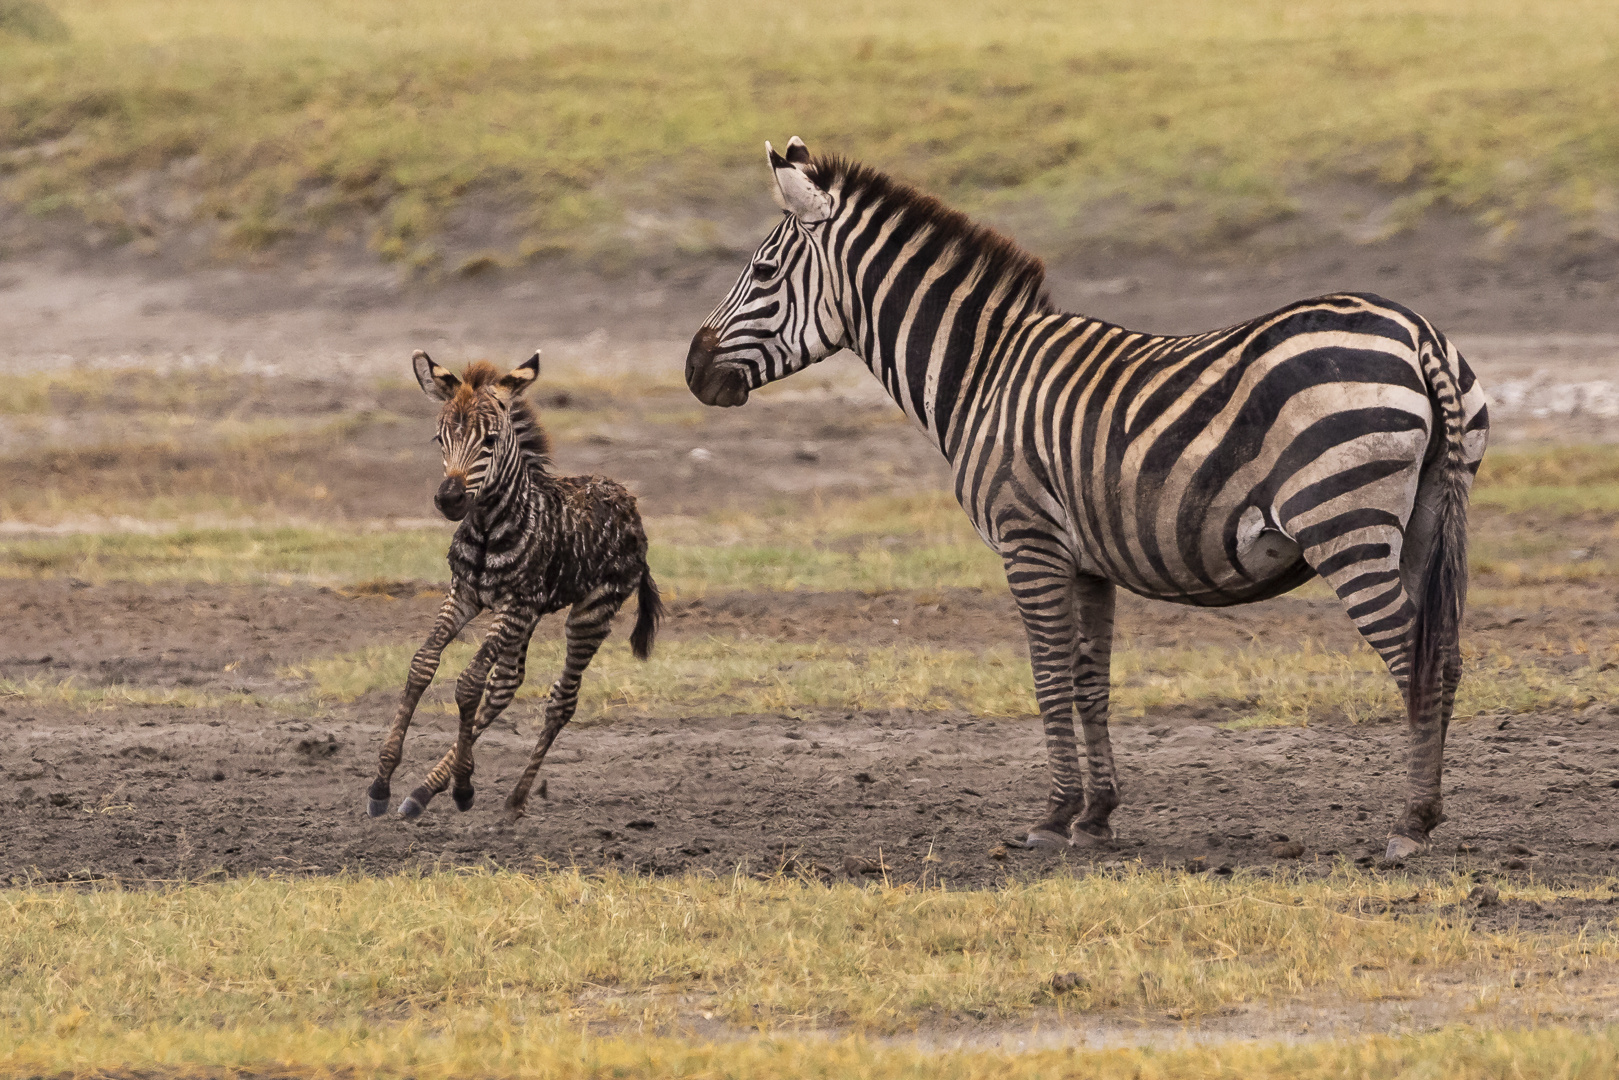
[399,611,521,820]
[505,586,622,820]
[1295,512,1447,860]
[368,585,480,817]
[1001,545,1088,850]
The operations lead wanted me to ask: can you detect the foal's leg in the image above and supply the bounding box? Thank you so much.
[1001,541,1087,850]
[398,610,525,819]
[506,586,624,819]
[367,584,480,817]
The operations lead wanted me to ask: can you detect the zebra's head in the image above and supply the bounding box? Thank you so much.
[413,349,547,520]
[686,136,847,407]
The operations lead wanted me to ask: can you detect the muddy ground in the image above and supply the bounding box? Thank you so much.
[3,226,1619,900]
[4,576,1618,898]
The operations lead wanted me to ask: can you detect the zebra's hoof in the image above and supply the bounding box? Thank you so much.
[399,793,429,821]
[1384,834,1425,863]
[367,797,389,818]
[1069,823,1114,849]
[452,788,475,812]
[1025,829,1069,851]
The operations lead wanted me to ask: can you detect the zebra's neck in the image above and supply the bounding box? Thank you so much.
[831,209,1063,460]
[466,447,536,541]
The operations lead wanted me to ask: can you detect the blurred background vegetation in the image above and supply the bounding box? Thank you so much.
[2,0,1616,269]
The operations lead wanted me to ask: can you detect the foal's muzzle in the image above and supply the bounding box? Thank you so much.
[685,327,751,408]
[435,476,470,520]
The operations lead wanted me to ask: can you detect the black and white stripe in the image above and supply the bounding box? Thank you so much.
[687,139,1488,861]
[366,351,663,822]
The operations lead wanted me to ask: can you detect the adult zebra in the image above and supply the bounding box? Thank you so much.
[686,138,1489,862]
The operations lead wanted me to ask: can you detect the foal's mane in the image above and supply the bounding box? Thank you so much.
[454,360,552,468]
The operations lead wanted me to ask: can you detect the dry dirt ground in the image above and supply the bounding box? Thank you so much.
[3,228,1619,900]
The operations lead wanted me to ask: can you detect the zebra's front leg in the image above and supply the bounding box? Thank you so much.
[398,612,520,819]
[506,588,620,820]
[1003,546,1087,850]
[1069,575,1120,847]
[367,586,481,817]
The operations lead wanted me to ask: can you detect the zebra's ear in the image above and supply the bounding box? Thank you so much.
[766,138,831,223]
[498,351,541,397]
[413,349,460,401]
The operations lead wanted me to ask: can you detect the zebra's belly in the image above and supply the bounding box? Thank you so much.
[1107,516,1315,608]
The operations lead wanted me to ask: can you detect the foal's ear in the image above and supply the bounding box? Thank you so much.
[498,351,541,396]
[413,349,460,401]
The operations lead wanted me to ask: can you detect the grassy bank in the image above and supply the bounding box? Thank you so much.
[1,868,1612,1052]
[3,0,1617,264]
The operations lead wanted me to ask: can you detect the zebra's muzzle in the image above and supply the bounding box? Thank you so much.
[435,476,471,521]
[686,328,751,408]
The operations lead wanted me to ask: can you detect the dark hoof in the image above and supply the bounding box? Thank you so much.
[399,786,433,821]
[1384,834,1425,862]
[366,779,391,818]
[1070,822,1115,849]
[452,787,475,812]
[1025,829,1068,851]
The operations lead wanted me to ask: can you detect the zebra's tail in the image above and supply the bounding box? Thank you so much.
[630,568,663,661]
[1406,329,1470,723]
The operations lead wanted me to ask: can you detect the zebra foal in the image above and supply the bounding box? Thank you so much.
[367,350,662,821]
[687,138,1489,862]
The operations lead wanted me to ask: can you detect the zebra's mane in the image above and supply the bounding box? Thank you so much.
[454,361,553,470]
[807,156,1053,312]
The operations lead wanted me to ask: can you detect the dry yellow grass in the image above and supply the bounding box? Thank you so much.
[0,868,1611,1046]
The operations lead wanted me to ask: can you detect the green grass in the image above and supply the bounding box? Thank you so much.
[1474,445,1619,516]
[264,631,1619,726]
[3,0,1617,263]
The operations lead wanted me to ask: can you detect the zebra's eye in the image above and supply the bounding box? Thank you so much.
[481,433,498,448]
[431,434,443,446]
[751,261,777,282]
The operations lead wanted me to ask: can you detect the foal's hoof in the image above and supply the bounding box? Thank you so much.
[366,780,390,818]
[399,786,433,821]
[452,787,475,812]
[1025,829,1069,851]
[1384,834,1426,863]
[367,797,389,818]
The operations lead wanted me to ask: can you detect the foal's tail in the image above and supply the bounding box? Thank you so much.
[630,568,663,660]
[1407,328,1472,722]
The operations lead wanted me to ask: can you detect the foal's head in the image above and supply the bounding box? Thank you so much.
[412,350,550,520]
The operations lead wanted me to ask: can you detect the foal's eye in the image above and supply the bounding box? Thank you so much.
[482,433,498,448]
[751,262,777,282]
[431,434,443,446]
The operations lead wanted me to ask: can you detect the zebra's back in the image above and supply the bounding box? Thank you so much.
[977,292,1488,606]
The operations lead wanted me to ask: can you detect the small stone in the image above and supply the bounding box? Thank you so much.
[625,819,656,830]
[1501,858,1527,871]
[793,443,821,463]
[1269,840,1306,859]
[853,772,875,784]
[1456,843,1479,854]
[988,844,1008,862]
[1506,843,1534,856]
[688,447,713,462]
[842,855,880,877]
[1466,883,1501,908]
